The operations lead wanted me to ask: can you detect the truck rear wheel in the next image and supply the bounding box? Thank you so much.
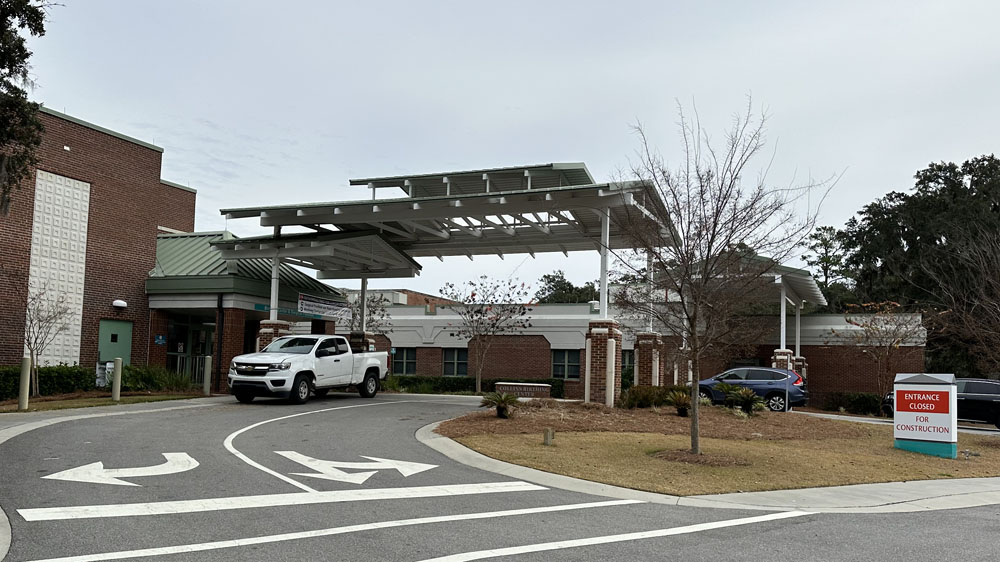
[359,372,378,398]
[290,374,311,405]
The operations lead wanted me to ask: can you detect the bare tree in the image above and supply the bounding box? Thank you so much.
[440,276,532,393]
[23,280,72,397]
[614,99,831,454]
[834,302,925,400]
[343,293,393,336]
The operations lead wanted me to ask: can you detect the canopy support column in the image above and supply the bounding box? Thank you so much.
[795,301,801,357]
[359,276,369,332]
[599,208,610,319]
[779,280,787,350]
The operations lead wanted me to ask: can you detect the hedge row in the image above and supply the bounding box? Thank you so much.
[618,384,691,409]
[0,364,196,400]
[385,375,565,399]
[0,365,96,400]
[821,391,884,416]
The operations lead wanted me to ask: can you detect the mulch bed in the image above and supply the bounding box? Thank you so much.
[436,399,874,442]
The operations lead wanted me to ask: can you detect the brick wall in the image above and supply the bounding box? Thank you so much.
[148,309,169,368]
[468,335,551,380]
[0,110,195,367]
[797,345,925,404]
[414,347,443,376]
[215,308,247,393]
[400,290,456,312]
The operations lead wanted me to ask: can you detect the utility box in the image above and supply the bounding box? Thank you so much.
[893,373,957,459]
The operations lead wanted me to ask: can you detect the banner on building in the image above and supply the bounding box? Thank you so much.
[298,294,348,319]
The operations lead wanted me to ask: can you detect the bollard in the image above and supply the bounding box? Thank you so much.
[542,427,555,446]
[18,357,31,411]
[112,358,122,402]
[202,356,212,396]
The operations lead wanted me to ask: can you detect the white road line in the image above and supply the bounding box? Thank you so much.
[414,510,815,562]
[222,400,414,492]
[18,481,547,521]
[24,500,642,562]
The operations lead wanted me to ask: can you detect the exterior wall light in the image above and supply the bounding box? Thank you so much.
[112,299,127,309]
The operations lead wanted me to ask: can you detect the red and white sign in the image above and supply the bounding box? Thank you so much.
[893,383,957,443]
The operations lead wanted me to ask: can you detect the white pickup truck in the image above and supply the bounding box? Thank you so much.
[228,334,388,404]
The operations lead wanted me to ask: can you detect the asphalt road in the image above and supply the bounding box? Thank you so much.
[1,393,998,562]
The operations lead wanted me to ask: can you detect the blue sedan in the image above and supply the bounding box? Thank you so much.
[699,367,808,412]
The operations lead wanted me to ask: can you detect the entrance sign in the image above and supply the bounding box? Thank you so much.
[893,373,957,459]
[298,293,347,318]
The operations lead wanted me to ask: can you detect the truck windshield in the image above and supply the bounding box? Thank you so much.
[262,337,318,354]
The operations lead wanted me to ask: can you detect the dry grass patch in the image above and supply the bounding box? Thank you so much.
[0,392,202,413]
[440,401,1000,495]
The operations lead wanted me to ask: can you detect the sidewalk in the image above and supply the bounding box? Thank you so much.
[416,421,1000,514]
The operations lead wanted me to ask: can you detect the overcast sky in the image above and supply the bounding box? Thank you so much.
[25,0,1000,295]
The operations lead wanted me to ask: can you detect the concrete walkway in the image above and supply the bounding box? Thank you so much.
[416,420,1000,514]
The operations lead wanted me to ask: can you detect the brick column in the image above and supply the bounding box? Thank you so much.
[793,356,808,378]
[585,320,622,406]
[148,309,169,368]
[771,348,794,370]
[216,307,247,393]
[635,332,663,387]
[259,319,292,349]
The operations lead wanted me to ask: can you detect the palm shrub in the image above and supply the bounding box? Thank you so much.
[664,390,691,417]
[714,382,742,407]
[480,391,520,418]
[728,387,764,415]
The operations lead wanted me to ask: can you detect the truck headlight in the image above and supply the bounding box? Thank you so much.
[269,363,291,371]
[229,361,236,372]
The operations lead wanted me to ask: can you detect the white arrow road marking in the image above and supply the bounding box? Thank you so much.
[414,510,815,562]
[275,451,437,484]
[17,481,546,521]
[41,453,199,487]
[22,500,640,562]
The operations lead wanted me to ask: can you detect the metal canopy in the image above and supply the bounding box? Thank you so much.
[349,162,595,199]
[220,181,666,261]
[211,231,422,280]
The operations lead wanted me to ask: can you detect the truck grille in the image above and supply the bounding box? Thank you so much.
[235,363,269,376]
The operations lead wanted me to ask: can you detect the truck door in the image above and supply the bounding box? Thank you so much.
[327,337,354,386]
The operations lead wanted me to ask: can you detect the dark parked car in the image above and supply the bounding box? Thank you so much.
[882,378,1000,428]
[699,367,807,412]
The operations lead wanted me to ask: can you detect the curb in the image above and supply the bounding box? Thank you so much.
[415,420,1000,514]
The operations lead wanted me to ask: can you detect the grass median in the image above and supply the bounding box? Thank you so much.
[436,400,1000,496]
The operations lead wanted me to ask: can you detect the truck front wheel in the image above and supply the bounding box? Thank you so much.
[234,389,254,404]
[359,372,378,398]
[290,374,311,405]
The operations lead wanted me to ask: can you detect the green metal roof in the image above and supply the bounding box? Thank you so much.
[148,231,344,299]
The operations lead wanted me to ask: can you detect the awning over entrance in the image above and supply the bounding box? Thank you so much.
[211,230,422,280]
[220,181,666,260]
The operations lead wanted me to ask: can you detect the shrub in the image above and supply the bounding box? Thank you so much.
[120,365,194,392]
[713,382,742,406]
[0,364,96,400]
[664,390,691,417]
[619,385,690,409]
[384,375,565,398]
[728,387,764,415]
[821,392,882,416]
[480,392,520,418]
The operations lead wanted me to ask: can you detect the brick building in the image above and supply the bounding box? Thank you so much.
[0,107,195,370]
[369,297,924,402]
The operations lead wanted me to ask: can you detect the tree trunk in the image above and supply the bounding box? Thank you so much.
[30,350,39,398]
[689,319,701,455]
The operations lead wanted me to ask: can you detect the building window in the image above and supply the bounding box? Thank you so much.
[443,348,468,376]
[393,348,417,375]
[551,350,580,380]
[621,349,634,374]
